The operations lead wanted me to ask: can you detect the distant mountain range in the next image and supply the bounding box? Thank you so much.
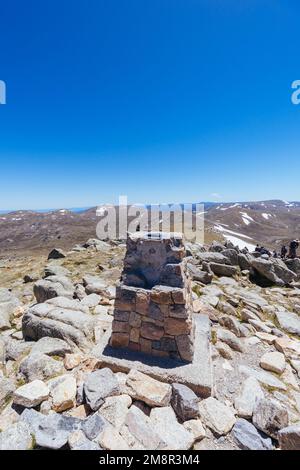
[0,207,91,215]
[1,200,300,257]
[1,199,299,215]
[204,200,300,251]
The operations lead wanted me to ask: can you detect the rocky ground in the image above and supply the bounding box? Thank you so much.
[0,237,300,450]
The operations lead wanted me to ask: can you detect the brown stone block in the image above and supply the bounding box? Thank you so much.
[152,337,177,352]
[159,264,184,288]
[140,337,152,354]
[129,312,142,328]
[148,302,164,322]
[171,288,186,304]
[116,283,136,299]
[114,310,130,322]
[169,304,188,319]
[150,286,173,304]
[140,321,165,340]
[159,304,169,316]
[128,342,141,352]
[141,316,164,327]
[165,317,191,336]
[115,284,137,310]
[112,320,130,334]
[136,289,150,315]
[130,327,140,343]
[114,298,135,312]
[110,332,130,348]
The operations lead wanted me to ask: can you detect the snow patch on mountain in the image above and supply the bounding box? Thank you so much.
[240,212,254,225]
[214,224,256,251]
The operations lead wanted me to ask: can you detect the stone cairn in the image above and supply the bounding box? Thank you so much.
[110,232,195,362]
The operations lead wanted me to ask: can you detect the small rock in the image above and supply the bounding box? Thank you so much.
[84,368,120,411]
[246,336,261,346]
[31,336,72,357]
[0,421,33,450]
[99,425,129,450]
[33,276,75,303]
[19,352,65,382]
[275,310,300,336]
[49,375,77,412]
[67,404,90,420]
[171,383,199,421]
[260,351,286,374]
[275,336,300,358]
[47,248,66,260]
[215,341,233,359]
[13,380,49,408]
[248,319,272,334]
[99,394,132,429]
[150,406,194,450]
[198,397,236,436]
[0,288,21,331]
[81,412,108,440]
[291,359,300,378]
[217,328,244,352]
[83,275,110,297]
[234,377,264,419]
[44,264,70,278]
[281,363,299,391]
[22,408,81,449]
[4,337,33,361]
[209,263,238,277]
[11,331,23,340]
[232,418,273,450]
[125,369,172,407]
[24,273,39,283]
[0,377,16,407]
[124,405,165,450]
[218,301,237,317]
[39,400,52,415]
[0,402,21,431]
[240,308,260,322]
[74,284,87,300]
[64,353,84,370]
[187,264,212,284]
[255,332,277,344]
[68,430,101,450]
[219,315,244,337]
[252,398,289,439]
[183,419,206,442]
[278,424,300,450]
[81,294,101,308]
[239,365,287,391]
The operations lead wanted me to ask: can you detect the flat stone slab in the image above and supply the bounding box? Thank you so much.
[92,314,213,398]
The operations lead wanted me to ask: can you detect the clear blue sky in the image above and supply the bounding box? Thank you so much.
[1,0,300,209]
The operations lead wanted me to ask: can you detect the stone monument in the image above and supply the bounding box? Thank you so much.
[110,232,195,362]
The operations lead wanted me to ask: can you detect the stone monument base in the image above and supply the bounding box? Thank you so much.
[92,314,213,398]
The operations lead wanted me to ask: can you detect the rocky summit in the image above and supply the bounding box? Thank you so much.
[0,233,300,451]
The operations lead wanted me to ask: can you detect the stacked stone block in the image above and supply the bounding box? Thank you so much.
[110,232,195,362]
